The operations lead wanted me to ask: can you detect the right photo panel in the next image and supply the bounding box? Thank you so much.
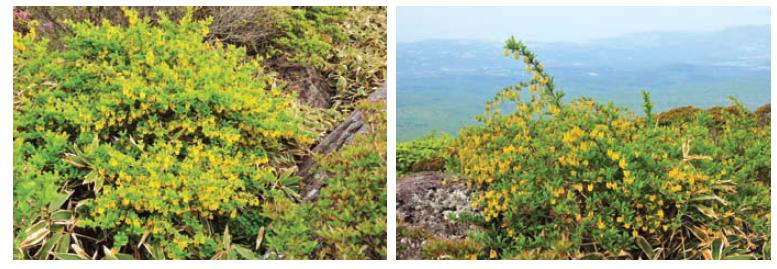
[396,6,771,260]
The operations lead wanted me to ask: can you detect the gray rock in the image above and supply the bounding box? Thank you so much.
[396,171,479,260]
[296,83,387,201]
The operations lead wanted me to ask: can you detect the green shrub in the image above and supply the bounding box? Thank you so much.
[310,100,388,259]
[453,37,770,259]
[261,192,318,259]
[421,238,482,260]
[15,6,387,115]
[270,7,348,68]
[270,7,387,112]
[259,99,387,260]
[397,132,454,176]
[13,8,314,259]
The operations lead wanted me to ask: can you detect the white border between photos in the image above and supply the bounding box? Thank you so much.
[2,0,776,269]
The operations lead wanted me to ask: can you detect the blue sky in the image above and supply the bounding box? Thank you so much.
[398,6,771,43]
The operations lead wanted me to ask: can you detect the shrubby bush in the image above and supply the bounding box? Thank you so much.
[14,7,387,260]
[270,7,387,111]
[396,132,454,176]
[451,37,770,259]
[311,100,387,259]
[262,100,387,260]
[14,8,317,259]
[15,6,387,114]
[421,238,483,260]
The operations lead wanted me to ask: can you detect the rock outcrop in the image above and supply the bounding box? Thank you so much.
[396,171,477,259]
[296,83,387,201]
[279,65,333,109]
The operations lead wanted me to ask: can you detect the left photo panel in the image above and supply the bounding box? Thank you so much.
[12,6,387,260]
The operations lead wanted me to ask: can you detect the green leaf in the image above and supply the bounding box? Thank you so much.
[48,192,71,211]
[711,238,724,260]
[232,245,257,260]
[54,253,85,260]
[51,210,74,225]
[57,233,71,253]
[19,221,50,249]
[35,232,64,260]
[222,225,231,249]
[115,253,135,260]
[336,76,347,91]
[724,255,754,260]
[636,236,655,260]
[255,226,265,251]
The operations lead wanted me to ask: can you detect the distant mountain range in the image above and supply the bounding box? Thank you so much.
[398,25,771,141]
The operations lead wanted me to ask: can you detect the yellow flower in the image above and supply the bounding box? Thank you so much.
[657,209,665,218]
[616,216,624,223]
[145,51,155,65]
[671,184,682,192]
[549,106,560,115]
[490,249,497,259]
[597,219,605,229]
[587,184,594,192]
[574,183,583,192]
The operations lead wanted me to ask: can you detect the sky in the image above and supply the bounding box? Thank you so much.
[397,6,771,43]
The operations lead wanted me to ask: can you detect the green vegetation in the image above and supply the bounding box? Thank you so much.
[421,238,482,260]
[268,7,387,112]
[312,100,387,259]
[397,37,770,260]
[14,7,386,260]
[396,132,454,176]
[262,100,387,260]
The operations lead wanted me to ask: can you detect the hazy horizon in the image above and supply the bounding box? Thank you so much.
[396,24,771,45]
[398,6,770,43]
[397,8,770,141]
